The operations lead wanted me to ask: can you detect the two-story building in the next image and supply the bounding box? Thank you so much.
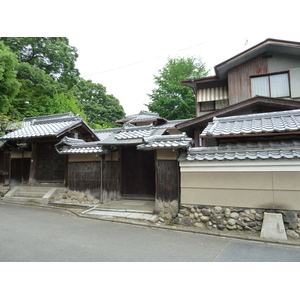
[179,38,300,146]
[178,39,300,220]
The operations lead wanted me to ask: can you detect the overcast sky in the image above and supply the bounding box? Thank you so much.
[3,0,300,116]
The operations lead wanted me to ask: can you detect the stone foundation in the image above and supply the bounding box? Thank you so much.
[52,190,99,205]
[171,205,300,239]
[155,200,179,218]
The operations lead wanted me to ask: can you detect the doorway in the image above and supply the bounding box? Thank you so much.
[121,146,155,199]
[36,142,65,182]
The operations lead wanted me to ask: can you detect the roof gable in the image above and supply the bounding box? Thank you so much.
[1,112,98,141]
[215,38,300,79]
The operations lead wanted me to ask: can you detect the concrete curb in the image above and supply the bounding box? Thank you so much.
[1,199,300,248]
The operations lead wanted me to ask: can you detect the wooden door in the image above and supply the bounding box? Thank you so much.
[36,142,65,182]
[122,147,155,198]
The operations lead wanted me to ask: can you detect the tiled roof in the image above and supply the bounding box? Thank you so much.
[98,124,166,145]
[181,139,300,161]
[137,133,193,150]
[201,109,300,137]
[115,129,153,140]
[1,112,85,140]
[155,119,191,129]
[56,137,108,154]
[116,111,162,123]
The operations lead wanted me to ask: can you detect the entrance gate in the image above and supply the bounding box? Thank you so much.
[121,147,155,199]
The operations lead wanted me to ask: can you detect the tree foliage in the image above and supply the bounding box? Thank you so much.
[0,37,125,128]
[75,78,125,126]
[146,56,209,120]
[0,41,21,114]
[0,37,79,88]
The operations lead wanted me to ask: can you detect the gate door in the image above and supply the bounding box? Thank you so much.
[122,147,155,199]
[36,142,65,182]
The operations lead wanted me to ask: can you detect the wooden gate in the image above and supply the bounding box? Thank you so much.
[36,142,65,182]
[122,147,155,199]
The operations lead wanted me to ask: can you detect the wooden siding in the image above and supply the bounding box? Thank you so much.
[0,152,9,184]
[156,160,179,202]
[228,55,268,105]
[68,161,101,198]
[11,158,30,183]
[102,161,121,201]
[36,142,65,182]
[121,147,155,198]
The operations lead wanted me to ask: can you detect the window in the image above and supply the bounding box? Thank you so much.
[200,99,229,112]
[251,73,290,98]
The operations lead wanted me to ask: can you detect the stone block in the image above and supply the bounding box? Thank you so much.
[260,213,287,241]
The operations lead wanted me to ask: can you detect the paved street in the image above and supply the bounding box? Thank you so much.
[0,202,300,262]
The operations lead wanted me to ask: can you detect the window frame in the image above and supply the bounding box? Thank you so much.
[251,71,291,98]
[199,101,215,112]
[199,99,229,112]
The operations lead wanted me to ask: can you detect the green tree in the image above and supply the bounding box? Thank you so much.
[0,37,79,89]
[146,56,209,120]
[0,37,125,127]
[0,41,21,114]
[75,79,125,127]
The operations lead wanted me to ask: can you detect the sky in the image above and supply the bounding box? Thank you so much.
[2,0,300,116]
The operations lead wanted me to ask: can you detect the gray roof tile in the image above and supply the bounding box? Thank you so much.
[1,112,85,140]
[116,111,161,123]
[137,133,193,150]
[56,137,108,154]
[201,109,300,137]
[181,139,300,161]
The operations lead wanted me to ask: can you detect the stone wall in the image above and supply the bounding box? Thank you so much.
[172,204,300,239]
[52,190,99,205]
[0,185,10,197]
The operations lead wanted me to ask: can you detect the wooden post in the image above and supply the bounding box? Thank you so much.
[29,142,37,184]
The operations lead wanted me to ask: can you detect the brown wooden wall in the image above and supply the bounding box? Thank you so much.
[228,55,268,104]
[156,160,179,203]
[68,161,101,198]
[0,152,10,184]
[102,160,121,201]
[36,142,65,182]
[11,158,30,183]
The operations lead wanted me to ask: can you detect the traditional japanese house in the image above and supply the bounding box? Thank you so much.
[56,111,193,215]
[0,112,98,185]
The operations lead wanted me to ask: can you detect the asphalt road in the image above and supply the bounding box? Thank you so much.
[0,202,300,262]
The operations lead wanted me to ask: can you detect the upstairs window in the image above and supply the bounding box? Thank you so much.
[251,72,290,98]
[200,99,229,112]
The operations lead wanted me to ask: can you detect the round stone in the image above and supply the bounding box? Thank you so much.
[224,208,231,218]
[230,212,239,219]
[227,218,236,226]
[214,206,223,213]
[200,216,210,222]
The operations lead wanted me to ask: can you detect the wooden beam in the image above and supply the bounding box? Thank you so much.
[29,142,37,184]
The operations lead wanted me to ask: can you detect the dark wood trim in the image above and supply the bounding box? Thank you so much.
[29,142,37,184]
